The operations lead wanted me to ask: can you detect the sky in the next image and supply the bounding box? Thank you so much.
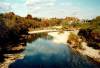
[0,0,100,19]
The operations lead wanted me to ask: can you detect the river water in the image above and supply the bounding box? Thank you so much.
[9,31,100,68]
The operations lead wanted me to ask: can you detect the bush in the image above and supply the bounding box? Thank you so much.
[67,32,81,47]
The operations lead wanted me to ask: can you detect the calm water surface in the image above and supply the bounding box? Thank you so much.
[9,32,100,68]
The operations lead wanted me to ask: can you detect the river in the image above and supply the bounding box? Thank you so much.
[9,31,100,68]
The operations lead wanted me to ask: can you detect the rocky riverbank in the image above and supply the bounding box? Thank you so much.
[0,42,26,68]
[0,54,24,68]
[67,30,100,63]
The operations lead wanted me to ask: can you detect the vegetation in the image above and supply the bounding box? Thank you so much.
[0,12,100,52]
[0,12,77,52]
[67,32,82,48]
[78,16,100,49]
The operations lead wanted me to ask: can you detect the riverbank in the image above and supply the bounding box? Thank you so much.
[48,30,79,44]
[67,31,100,63]
[48,30,100,63]
[0,43,26,68]
[71,42,100,63]
[0,54,24,68]
[79,45,100,62]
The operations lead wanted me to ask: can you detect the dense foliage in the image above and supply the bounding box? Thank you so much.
[0,12,80,52]
[0,12,100,51]
[78,16,100,49]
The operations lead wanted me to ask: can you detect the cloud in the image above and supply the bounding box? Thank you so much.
[25,0,57,15]
[60,2,73,6]
[0,0,99,19]
[0,2,11,12]
[25,0,81,18]
[26,0,56,6]
[0,0,82,19]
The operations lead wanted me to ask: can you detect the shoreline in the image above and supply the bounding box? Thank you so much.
[0,54,24,68]
[48,30,100,63]
[66,30,100,63]
[69,41,100,63]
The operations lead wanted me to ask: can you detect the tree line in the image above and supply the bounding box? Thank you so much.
[0,12,100,51]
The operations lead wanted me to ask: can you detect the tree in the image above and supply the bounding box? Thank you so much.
[26,14,33,19]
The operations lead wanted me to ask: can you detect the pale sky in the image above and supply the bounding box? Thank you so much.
[0,0,100,19]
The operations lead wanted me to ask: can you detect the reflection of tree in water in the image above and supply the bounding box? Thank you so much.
[0,32,49,65]
[0,54,5,62]
[27,32,48,43]
[42,35,53,40]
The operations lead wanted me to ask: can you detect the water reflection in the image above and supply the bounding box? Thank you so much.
[27,32,48,43]
[9,37,99,68]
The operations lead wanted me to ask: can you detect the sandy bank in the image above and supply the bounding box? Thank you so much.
[48,30,79,44]
[48,30,100,63]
